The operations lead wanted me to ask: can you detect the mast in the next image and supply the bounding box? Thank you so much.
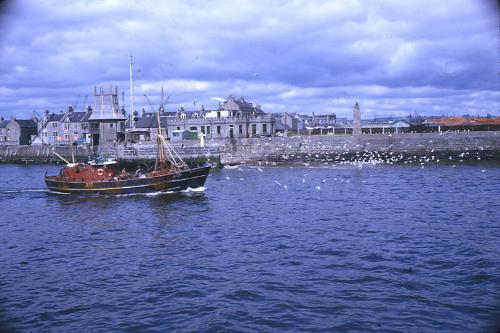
[155,111,166,171]
[129,53,135,128]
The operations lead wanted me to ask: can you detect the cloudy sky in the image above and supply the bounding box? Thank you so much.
[0,0,498,119]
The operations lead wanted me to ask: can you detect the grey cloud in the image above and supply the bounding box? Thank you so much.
[0,0,498,118]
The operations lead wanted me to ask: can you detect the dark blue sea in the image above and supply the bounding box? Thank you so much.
[0,163,499,332]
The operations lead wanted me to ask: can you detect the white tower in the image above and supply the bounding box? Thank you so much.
[352,102,361,135]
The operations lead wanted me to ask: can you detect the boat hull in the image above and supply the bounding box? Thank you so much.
[45,165,211,194]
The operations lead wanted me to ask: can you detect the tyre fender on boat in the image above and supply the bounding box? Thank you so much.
[97,168,104,176]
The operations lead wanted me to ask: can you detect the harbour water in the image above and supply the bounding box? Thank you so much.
[0,163,499,332]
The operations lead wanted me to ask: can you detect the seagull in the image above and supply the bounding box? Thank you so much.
[315,186,321,190]
[257,167,263,172]
[321,179,326,183]
[253,72,260,77]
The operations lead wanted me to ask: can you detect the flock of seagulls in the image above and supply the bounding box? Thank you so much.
[261,146,489,169]
[222,147,489,190]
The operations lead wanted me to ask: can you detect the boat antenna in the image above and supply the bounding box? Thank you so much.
[129,53,135,128]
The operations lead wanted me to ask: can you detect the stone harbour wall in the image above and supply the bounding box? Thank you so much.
[218,131,500,164]
[1,131,498,165]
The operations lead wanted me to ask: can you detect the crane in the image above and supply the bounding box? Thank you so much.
[81,95,88,112]
[143,94,156,113]
[159,87,170,114]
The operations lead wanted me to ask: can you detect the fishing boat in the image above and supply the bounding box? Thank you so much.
[45,113,211,194]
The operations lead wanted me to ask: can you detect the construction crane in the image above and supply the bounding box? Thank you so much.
[159,87,165,114]
[81,95,88,112]
[73,94,80,109]
[143,94,156,113]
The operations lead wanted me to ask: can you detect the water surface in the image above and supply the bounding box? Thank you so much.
[0,163,499,332]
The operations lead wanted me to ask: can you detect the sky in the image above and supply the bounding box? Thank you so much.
[0,0,498,119]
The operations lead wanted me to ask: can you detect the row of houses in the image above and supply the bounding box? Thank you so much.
[1,85,499,146]
[0,87,276,147]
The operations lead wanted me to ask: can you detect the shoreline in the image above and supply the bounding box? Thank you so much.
[0,131,499,166]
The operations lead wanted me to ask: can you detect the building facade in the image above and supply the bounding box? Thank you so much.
[0,118,38,145]
[88,86,127,147]
[126,95,275,142]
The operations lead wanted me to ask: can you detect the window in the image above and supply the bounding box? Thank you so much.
[217,111,221,118]
[201,126,205,134]
[177,126,181,130]
[263,124,267,134]
[206,126,210,134]
[64,134,68,140]
[239,124,243,134]
[217,126,221,134]
[190,126,197,131]
[110,123,114,128]
[252,124,257,135]
[52,122,58,128]
[64,123,70,130]
[52,132,58,137]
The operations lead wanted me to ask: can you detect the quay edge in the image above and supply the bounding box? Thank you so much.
[0,131,499,166]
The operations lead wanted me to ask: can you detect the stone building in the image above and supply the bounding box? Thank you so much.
[88,86,127,147]
[35,106,92,145]
[0,117,38,145]
[38,111,66,145]
[125,95,275,141]
[274,112,306,134]
[60,106,92,144]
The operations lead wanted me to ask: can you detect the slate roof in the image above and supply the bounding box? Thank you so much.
[275,122,292,130]
[253,106,265,115]
[47,113,65,122]
[126,116,171,129]
[0,120,9,128]
[15,119,37,128]
[81,111,93,122]
[63,112,89,123]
